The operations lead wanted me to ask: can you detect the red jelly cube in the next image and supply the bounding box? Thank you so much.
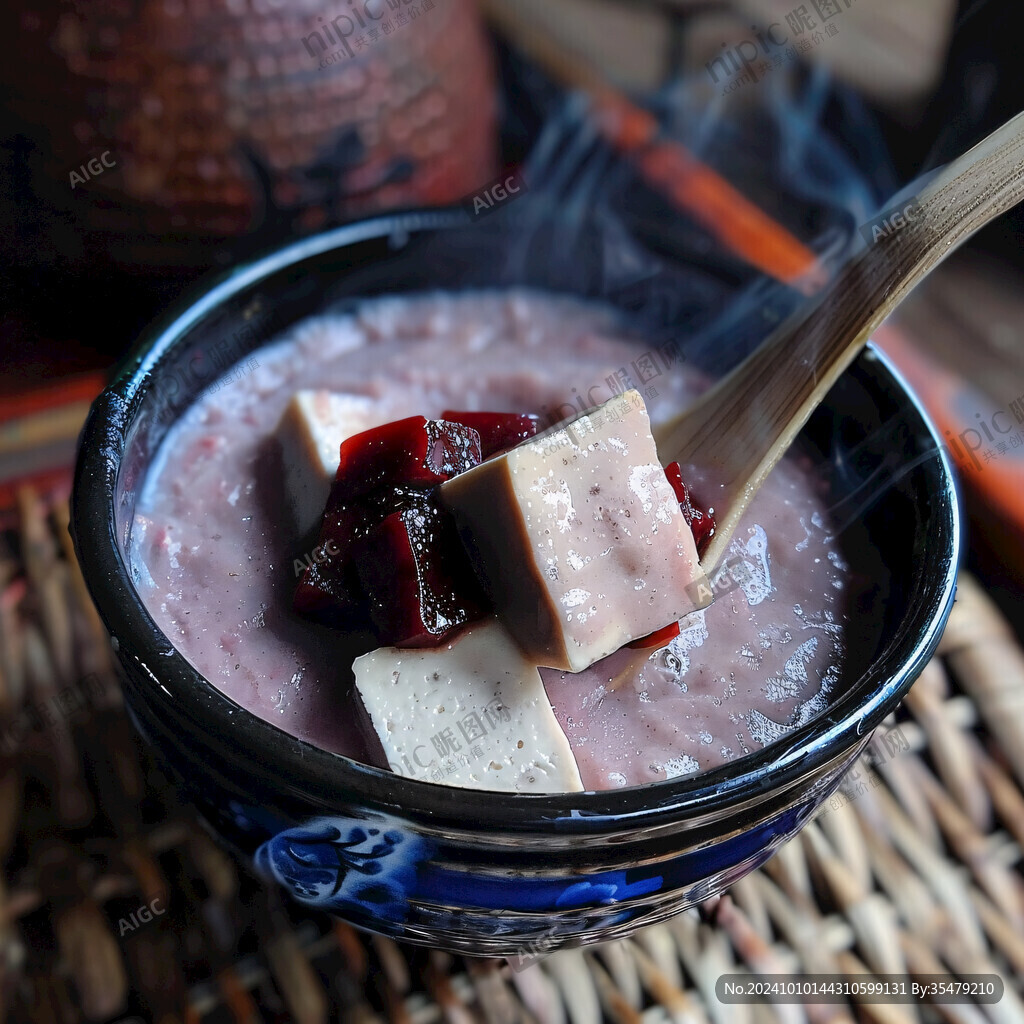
[293,502,369,626]
[440,411,540,459]
[353,499,486,648]
[664,461,716,559]
[293,491,420,627]
[335,417,482,498]
[626,621,681,650]
[293,559,365,625]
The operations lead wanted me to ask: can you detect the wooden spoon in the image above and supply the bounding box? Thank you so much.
[653,112,1024,572]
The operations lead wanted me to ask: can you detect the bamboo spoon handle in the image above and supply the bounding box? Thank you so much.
[653,112,1024,572]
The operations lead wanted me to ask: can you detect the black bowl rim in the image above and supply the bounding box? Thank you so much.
[71,208,961,832]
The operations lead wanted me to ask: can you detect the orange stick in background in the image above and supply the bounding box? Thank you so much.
[481,1,824,293]
[875,323,1024,540]
[634,139,826,291]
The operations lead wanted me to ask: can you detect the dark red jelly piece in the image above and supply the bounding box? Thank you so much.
[663,461,690,510]
[297,414,490,637]
[335,417,482,498]
[293,493,408,626]
[353,498,486,648]
[439,410,540,458]
[664,461,716,559]
[293,502,370,626]
[293,559,366,625]
[626,621,681,650]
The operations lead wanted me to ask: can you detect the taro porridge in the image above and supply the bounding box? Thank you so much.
[132,291,887,792]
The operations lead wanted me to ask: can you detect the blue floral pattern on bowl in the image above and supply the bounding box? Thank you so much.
[255,813,433,922]
[248,803,810,938]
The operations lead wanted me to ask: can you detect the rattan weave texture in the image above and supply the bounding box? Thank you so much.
[0,489,1021,1023]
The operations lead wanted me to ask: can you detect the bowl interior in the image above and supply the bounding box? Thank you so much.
[75,210,959,829]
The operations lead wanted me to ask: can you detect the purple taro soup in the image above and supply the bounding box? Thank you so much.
[131,291,887,793]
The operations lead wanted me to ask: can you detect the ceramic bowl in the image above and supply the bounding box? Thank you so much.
[72,211,960,956]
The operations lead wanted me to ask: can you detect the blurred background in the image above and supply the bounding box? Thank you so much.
[0,0,1021,603]
[0,1,1023,1020]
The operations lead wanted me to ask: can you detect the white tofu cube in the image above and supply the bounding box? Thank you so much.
[275,390,386,537]
[353,620,584,793]
[441,390,709,672]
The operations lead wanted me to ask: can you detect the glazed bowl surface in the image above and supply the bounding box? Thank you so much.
[71,210,960,956]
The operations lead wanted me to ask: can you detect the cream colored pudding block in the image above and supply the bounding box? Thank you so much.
[353,620,584,793]
[275,390,387,536]
[441,390,710,672]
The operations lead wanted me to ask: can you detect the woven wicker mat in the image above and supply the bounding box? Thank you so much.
[1,486,1022,1024]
